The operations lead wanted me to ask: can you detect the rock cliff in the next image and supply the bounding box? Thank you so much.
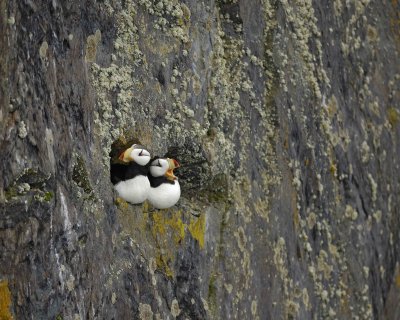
[0,0,399,319]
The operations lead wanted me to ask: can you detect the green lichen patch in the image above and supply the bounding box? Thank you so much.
[16,168,51,188]
[91,61,137,166]
[202,173,230,203]
[33,191,54,203]
[137,0,191,43]
[72,156,95,199]
[85,30,101,62]
[89,1,145,167]
[4,168,53,202]
[4,186,18,201]
[207,273,218,316]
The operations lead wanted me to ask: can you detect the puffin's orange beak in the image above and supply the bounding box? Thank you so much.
[172,159,180,168]
[118,147,134,162]
[165,158,180,180]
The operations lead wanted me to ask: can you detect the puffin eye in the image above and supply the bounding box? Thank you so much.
[158,160,162,167]
[139,149,143,156]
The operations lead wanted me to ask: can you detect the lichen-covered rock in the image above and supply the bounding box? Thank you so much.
[0,0,399,319]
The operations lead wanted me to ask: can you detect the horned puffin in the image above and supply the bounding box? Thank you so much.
[110,144,151,204]
[147,157,181,209]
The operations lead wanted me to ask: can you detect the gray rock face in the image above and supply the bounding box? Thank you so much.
[1,0,399,319]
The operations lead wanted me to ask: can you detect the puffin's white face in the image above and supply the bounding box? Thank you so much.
[119,144,151,166]
[150,158,180,180]
[150,158,169,177]
[130,147,151,166]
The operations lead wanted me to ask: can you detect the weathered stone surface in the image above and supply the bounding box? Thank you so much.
[0,0,399,319]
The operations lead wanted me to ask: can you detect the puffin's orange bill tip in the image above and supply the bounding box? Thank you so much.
[168,158,180,169]
[173,159,180,168]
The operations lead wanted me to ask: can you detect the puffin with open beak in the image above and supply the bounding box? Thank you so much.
[110,144,151,204]
[147,157,181,209]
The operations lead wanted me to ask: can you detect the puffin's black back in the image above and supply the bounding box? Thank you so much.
[110,162,149,185]
[148,175,175,188]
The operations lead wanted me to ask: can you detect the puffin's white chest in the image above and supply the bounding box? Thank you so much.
[114,175,150,204]
[148,180,181,209]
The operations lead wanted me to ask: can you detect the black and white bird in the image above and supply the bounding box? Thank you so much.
[110,144,151,204]
[147,157,181,209]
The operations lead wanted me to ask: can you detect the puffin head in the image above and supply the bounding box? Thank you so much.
[118,144,151,166]
[150,157,180,181]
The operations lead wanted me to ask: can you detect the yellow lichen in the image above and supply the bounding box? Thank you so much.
[151,211,186,278]
[152,211,185,245]
[329,163,337,176]
[0,280,13,320]
[188,214,206,249]
[156,254,174,278]
[396,273,400,288]
[115,197,130,210]
[387,107,399,127]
